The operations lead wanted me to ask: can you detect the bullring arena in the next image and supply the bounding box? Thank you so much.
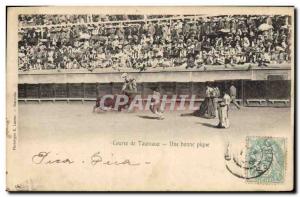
[17,13,292,146]
[18,67,292,146]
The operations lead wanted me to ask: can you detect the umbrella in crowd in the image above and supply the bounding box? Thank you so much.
[79,33,91,40]
[258,23,273,31]
[40,39,48,42]
[275,46,285,51]
[207,32,218,38]
[219,28,230,33]
[217,29,231,35]
[281,25,289,29]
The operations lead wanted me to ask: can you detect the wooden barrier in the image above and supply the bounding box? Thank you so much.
[18,80,291,107]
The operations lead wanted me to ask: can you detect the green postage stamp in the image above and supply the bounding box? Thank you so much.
[246,136,286,184]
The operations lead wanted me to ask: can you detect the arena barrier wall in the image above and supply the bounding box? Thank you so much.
[19,66,291,84]
[18,68,292,107]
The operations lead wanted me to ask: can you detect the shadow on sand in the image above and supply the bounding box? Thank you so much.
[137,115,160,120]
[196,122,218,128]
[180,113,195,117]
[180,113,216,119]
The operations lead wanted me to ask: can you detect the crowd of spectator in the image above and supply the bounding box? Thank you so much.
[18,14,292,72]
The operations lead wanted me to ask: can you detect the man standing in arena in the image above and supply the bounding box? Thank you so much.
[217,91,231,128]
[149,87,164,120]
[229,82,241,110]
[212,84,221,117]
[121,73,137,110]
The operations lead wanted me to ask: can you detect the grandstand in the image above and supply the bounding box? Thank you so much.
[17,14,292,107]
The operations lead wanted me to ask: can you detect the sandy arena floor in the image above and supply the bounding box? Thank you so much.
[18,102,291,144]
[12,102,293,191]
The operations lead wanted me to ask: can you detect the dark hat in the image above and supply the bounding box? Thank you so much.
[219,101,226,107]
[150,87,159,91]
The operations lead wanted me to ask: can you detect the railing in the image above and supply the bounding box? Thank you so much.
[18,15,203,30]
[18,14,282,30]
[20,97,290,107]
[18,63,291,74]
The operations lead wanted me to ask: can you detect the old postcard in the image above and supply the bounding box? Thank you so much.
[6,6,294,191]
